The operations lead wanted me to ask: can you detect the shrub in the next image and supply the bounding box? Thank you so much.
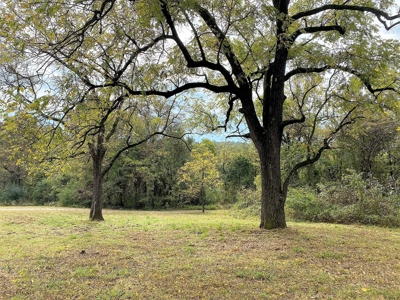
[0,184,27,204]
[31,179,57,204]
[286,188,325,222]
[230,188,261,218]
[286,182,400,227]
[58,186,80,207]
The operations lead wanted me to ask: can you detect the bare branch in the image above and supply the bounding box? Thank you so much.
[224,94,239,130]
[226,133,251,139]
[159,1,239,91]
[281,116,306,129]
[120,81,232,98]
[194,4,250,89]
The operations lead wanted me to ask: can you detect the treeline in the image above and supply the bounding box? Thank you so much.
[0,131,257,210]
[1,115,400,226]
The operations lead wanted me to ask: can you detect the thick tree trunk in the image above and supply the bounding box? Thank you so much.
[90,157,104,221]
[257,127,287,229]
[88,127,106,221]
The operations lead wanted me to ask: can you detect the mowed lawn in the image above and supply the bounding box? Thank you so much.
[0,207,399,300]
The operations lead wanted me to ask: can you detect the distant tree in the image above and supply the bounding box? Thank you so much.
[340,116,399,183]
[226,156,255,189]
[178,142,221,212]
[0,123,28,188]
[102,129,192,209]
[219,155,256,203]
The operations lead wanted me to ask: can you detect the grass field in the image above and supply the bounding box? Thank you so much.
[0,207,399,299]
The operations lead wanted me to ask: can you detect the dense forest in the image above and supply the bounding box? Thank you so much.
[0,1,400,228]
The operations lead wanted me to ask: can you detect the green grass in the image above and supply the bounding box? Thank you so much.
[0,207,399,299]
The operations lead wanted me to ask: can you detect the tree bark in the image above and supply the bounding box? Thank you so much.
[90,155,104,221]
[88,126,106,221]
[243,87,287,229]
[256,123,287,229]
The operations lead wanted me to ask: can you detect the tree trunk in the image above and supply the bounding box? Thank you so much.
[90,156,104,221]
[201,184,205,213]
[307,151,316,188]
[243,89,288,229]
[257,128,287,229]
[256,4,289,228]
[250,8,289,228]
[88,126,106,221]
[201,166,205,213]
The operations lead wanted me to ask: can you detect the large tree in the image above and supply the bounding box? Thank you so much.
[0,2,187,220]
[3,0,400,228]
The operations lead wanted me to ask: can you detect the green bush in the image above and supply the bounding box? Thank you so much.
[286,188,322,221]
[230,188,261,218]
[58,187,80,207]
[0,184,27,204]
[286,183,400,227]
[31,179,57,204]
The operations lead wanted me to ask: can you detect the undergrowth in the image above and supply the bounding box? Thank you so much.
[231,172,400,227]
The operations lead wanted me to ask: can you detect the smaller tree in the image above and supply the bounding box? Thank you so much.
[178,142,221,212]
[348,119,397,180]
[221,155,255,202]
[227,156,255,187]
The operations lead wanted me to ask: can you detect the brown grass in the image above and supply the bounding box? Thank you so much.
[0,207,399,299]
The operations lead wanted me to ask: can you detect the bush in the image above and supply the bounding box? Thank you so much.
[58,187,80,207]
[31,179,57,205]
[230,188,261,218]
[0,184,27,204]
[286,182,400,227]
[286,188,324,221]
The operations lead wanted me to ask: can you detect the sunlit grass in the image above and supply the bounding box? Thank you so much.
[1,207,399,299]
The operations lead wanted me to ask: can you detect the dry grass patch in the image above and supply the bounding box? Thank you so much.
[0,207,399,299]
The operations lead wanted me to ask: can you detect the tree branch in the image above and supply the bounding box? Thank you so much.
[49,0,116,54]
[285,65,398,95]
[226,133,251,139]
[291,5,400,31]
[285,66,330,81]
[281,116,306,129]
[281,106,359,198]
[159,1,239,91]
[120,81,232,98]
[195,5,250,89]
[290,25,346,43]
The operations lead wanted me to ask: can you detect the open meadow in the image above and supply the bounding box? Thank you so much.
[0,207,399,299]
